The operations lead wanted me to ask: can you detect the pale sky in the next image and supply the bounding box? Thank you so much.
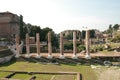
[0,0,120,33]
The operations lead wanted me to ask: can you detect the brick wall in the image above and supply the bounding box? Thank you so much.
[0,12,20,39]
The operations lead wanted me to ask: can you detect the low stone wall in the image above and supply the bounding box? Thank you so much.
[0,41,8,46]
[0,49,13,57]
[0,49,14,64]
[0,54,14,64]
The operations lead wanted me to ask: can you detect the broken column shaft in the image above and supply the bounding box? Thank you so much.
[72,31,77,59]
[48,32,52,59]
[25,33,30,58]
[60,32,65,59]
[36,33,41,58]
[85,30,91,59]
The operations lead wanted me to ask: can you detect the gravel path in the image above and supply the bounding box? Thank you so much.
[98,68,120,80]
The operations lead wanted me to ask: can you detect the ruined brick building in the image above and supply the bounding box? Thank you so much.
[0,12,20,39]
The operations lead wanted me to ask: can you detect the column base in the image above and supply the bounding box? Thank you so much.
[15,54,20,58]
[85,54,91,59]
[72,54,78,59]
[47,55,53,59]
[25,54,30,58]
[35,54,41,58]
[59,55,65,59]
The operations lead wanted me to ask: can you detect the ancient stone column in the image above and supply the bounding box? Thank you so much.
[59,32,65,59]
[36,33,41,58]
[15,34,20,58]
[47,32,52,59]
[85,30,91,59]
[72,31,77,59]
[25,33,30,58]
[77,73,81,80]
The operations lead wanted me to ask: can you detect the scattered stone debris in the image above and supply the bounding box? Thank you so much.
[103,61,112,66]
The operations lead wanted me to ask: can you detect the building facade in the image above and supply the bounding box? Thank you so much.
[0,12,20,39]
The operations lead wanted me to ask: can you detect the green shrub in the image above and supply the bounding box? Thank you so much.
[94,46,103,51]
[98,47,103,51]
[64,43,73,50]
[111,37,120,42]
[107,48,114,51]
[77,45,86,52]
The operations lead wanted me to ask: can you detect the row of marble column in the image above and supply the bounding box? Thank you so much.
[15,31,91,59]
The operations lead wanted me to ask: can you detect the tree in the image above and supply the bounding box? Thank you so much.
[106,24,113,34]
[113,24,119,30]
[51,31,59,48]
[64,33,73,40]
[109,24,112,29]
[19,15,24,39]
[29,25,41,37]
[81,30,86,39]
[90,30,95,38]
[81,30,95,39]
[23,26,28,39]
[41,27,52,41]
[43,30,59,51]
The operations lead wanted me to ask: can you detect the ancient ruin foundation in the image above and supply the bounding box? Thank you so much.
[14,31,91,59]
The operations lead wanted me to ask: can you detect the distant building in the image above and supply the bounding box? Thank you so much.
[0,11,20,39]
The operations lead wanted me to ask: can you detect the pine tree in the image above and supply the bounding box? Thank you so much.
[19,15,24,39]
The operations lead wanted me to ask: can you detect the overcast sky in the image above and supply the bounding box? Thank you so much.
[0,0,120,33]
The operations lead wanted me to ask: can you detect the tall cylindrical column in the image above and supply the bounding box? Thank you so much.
[36,33,41,58]
[47,32,52,59]
[15,34,20,58]
[85,30,91,59]
[59,32,65,59]
[77,73,81,80]
[72,31,77,59]
[25,33,30,58]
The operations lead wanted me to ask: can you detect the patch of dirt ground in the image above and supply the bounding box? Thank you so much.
[98,68,120,80]
[92,65,120,80]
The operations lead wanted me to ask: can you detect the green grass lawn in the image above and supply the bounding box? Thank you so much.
[0,72,11,78]
[0,60,97,80]
[11,74,31,80]
[110,43,120,48]
[35,74,55,80]
[11,74,76,80]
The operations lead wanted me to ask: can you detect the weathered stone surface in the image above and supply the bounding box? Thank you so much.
[59,32,65,59]
[85,30,91,59]
[0,12,20,39]
[0,54,14,63]
[47,32,52,59]
[36,33,41,58]
[25,33,30,58]
[15,34,20,58]
[72,31,77,59]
